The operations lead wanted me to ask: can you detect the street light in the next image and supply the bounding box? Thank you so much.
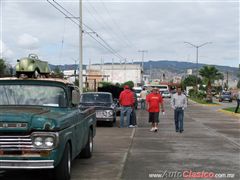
[184,41,212,89]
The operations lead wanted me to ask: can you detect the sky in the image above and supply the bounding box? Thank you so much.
[0,0,239,68]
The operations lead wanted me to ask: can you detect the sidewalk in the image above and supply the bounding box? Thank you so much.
[121,99,240,180]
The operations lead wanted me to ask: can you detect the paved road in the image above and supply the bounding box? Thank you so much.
[1,99,239,180]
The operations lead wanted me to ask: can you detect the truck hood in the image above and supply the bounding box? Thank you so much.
[0,107,74,132]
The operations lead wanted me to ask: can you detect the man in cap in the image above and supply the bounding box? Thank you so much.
[119,85,135,128]
[146,87,165,132]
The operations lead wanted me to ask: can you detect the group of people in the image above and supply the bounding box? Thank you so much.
[119,85,188,133]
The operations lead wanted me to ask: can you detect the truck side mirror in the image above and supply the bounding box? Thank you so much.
[17,59,20,62]
[72,90,80,105]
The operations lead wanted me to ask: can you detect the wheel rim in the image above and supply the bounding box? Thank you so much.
[34,70,39,78]
[67,149,71,175]
[89,133,93,153]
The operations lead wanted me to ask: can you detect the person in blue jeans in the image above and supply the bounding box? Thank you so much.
[119,85,135,128]
[235,90,240,113]
[171,87,187,133]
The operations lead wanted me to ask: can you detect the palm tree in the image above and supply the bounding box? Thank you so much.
[199,66,223,102]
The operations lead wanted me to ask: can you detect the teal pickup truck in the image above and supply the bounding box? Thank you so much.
[0,78,96,180]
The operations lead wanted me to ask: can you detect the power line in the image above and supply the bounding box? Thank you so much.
[83,4,128,49]
[47,0,125,61]
[100,1,135,48]
[52,0,124,60]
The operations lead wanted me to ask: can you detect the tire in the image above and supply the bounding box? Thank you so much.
[32,70,39,78]
[79,129,93,158]
[108,121,114,127]
[53,143,71,180]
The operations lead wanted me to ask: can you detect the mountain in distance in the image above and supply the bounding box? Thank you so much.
[50,60,239,79]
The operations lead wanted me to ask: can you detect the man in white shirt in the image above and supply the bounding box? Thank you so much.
[140,88,148,110]
[235,90,240,113]
[171,87,187,133]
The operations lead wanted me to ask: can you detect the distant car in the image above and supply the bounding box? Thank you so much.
[16,54,51,78]
[162,90,171,98]
[219,91,233,102]
[133,87,142,102]
[80,92,118,126]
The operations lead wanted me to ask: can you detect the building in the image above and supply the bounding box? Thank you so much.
[87,64,143,86]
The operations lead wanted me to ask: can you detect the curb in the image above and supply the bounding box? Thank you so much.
[217,109,240,118]
[188,99,221,107]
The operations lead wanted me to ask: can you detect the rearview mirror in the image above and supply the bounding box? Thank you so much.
[72,90,80,105]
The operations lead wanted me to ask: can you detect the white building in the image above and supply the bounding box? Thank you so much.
[88,64,143,86]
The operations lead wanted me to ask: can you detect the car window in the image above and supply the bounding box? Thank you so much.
[223,92,231,95]
[134,89,141,93]
[81,94,112,103]
[0,85,67,107]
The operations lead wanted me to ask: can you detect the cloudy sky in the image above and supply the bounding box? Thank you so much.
[0,0,239,67]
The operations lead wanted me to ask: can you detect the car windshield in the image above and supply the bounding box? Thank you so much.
[0,85,67,107]
[134,89,142,93]
[81,93,112,103]
[223,92,231,95]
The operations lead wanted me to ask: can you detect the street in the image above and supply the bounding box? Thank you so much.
[1,99,239,180]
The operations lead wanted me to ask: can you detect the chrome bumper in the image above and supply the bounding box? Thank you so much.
[0,160,54,169]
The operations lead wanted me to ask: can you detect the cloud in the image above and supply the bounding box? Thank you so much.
[17,33,40,50]
[1,1,239,67]
[0,40,13,58]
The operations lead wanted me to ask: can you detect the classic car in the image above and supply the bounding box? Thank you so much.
[0,77,96,180]
[15,54,51,78]
[219,91,233,102]
[80,92,118,127]
[162,90,171,98]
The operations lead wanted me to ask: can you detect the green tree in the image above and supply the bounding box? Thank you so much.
[182,75,202,89]
[53,66,64,78]
[0,59,6,77]
[237,68,240,88]
[199,65,223,102]
[121,81,134,89]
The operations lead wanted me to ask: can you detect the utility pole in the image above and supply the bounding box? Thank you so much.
[226,71,229,89]
[79,0,83,93]
[138,50,148,70]
[184,42,212,90]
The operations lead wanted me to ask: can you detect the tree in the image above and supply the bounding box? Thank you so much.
[199,65,223,102]
[53,66,64,78]
[182,75,202,89]
[237,69,240,88]
[121,81,134,89]
[0,59,6,77]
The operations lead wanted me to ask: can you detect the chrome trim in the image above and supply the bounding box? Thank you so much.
[0,135,33,150]
[0,160,54,169]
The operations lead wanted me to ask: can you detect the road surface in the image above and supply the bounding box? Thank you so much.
[1,99,239,180]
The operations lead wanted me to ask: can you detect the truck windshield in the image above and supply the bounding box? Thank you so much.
[81,94,112,103]
[0,85,67,107]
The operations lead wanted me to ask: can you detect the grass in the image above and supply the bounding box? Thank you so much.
[190,97,219,105]
[222,107,240,114]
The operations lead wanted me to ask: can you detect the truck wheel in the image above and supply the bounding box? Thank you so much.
[79,129,93,158]
[32,70,39,78]
[53,143,71,180]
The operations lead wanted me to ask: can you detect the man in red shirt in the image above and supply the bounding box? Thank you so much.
[146,87,165,132]
[119,85,135,128]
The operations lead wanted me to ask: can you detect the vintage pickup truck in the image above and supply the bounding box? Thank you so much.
[0,77,96,180]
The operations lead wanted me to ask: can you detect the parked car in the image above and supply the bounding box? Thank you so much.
[16,54,51,78]
[133,86,142,102]
[80,92,118,127]
[162,90,171,98]
[0,77,96,180]
[219,91,233,102]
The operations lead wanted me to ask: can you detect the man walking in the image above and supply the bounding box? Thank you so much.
[235,90,240,113]
[146,87,165,132]
[140,87,148,110]
[171,87,187,133]
[119,85,135,128]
